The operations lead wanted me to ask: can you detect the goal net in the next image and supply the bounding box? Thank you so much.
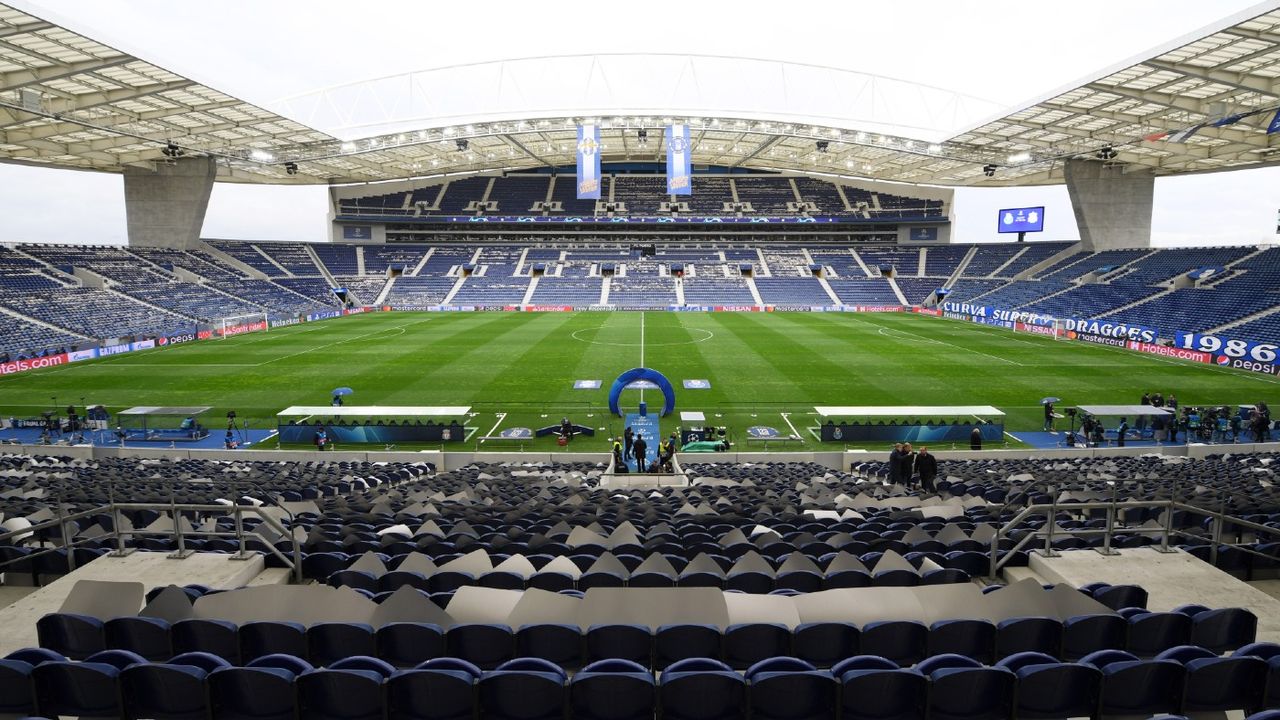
[215,312,269,338]
[1012,315,1065,340]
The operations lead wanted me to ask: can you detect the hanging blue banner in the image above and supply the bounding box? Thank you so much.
[666,123,692,195]
[576,124,601,199]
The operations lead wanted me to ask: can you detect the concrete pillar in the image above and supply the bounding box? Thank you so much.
[1064,159,1155,250]
[123,157,217,249]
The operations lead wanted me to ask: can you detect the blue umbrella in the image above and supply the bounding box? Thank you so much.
[1040,397,1060,404]
[332,387,354,396]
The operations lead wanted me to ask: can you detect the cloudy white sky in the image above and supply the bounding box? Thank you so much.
[1,0,1278,246]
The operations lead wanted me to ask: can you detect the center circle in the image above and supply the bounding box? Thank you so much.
[570,327,715,347]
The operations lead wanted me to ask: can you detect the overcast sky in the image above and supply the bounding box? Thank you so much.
[1,0,1278,246]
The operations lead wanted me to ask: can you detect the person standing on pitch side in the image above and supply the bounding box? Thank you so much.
[633,433,648,472]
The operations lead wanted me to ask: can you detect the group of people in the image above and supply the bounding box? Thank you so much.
[887,442,938,492]
[613,426,678,473]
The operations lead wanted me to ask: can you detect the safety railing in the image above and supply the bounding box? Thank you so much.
[985,480,1280,581]
[0,499,304,584]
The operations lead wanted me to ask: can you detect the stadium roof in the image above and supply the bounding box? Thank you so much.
[0,2,1277,187]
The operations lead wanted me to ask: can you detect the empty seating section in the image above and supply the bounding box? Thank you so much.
[550,176,598,215]
[531,277,602,305]
[125,246,243,281]
[1,287,189,339]
[1113,246,1253,285]
[760,249,808,276]
[970,280,1067,309]
[436,178,491,214]
[923,246,970,277]
[733,177,795,214]
[722,249,760,274]
[894,278,944,304]
[609,277,676,307]
[942,279,1007,303]
[274,277,341,306]
[0,314,87,356]
[335,277,389,305]
[312,245,359,275]
[384,276,458,307]
[683,277,755,305]
[1231,312,1280,345]
[209,241,287,277]
[858,248,921,277]
[686,177,732,214]
[753,278,832,306]
[1022,283,1161,318]
[810,251,865,278]
[826,279,900,305]
[256,243,323,276]
[488,175,550,214]
[612,176,667,215]
[794,177,852,215]
[451,274,531,305]
[119,281,262,321]
[215,279,328,315]
[959,244,1028,278]
[362,245,429,275]
[875,191,944,219]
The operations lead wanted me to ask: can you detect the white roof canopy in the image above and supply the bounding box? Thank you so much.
[815,406,1005,417]
[277,406,471,417]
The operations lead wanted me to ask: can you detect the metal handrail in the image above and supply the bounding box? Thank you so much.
[0,500,304,584]
[985,495,1280,581]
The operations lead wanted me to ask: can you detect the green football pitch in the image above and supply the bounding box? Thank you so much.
[2,310,1276,451]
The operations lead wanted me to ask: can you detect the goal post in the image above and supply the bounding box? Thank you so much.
[215,311,270,338]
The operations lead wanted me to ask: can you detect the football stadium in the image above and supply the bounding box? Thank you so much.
[3,1,1280,717]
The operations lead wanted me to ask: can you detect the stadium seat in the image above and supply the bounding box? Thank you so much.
[297,656,395,720]
[210,654,313,720]
[723,623,791,670]
[1082,649,1186,719]
[917,654,1015,720]
[0,647,62,716]
[32,649,143,719]
[859,620,928,667]
[836,656,927,720]
[446,623,514,670]
[516,623,583,669]
[121,652,230,720]
[997,651,1101,719]
[1062,613,1127,660]
[308,622,377,667]
[659,658,747,720]
[240,620,307,662]
[745,657,836,720]
[36,613,105,660]
[103,616,172,661]
[377,622,445,668]
[929,619,996,664]
[386,658,482,720]
[793,622,859,668]
[655,624,722,670]
[570,659,656,720]
[478,657,567,720]
[995,616,1062,659]
[172,618,240,663]
[585,624,652,666]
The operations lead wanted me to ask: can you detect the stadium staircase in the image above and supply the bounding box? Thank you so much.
[755,248,772,276]
[355,246,366,276]
[674,277,686,306]
[984,246,1027,278]
[373,277,396,305]
[946,246,979,285]
[746,276,764,306]
[200,243,268,278]
[252,246,292,277]
[887,277,908,305]
[916,248,928,277]
[1016,243,1081,279]
[849,248,874,277]
[409,248,434,276]
[441,275,467,305]
[834,184,853,212]
[599,276,611,305]
[521,275,540,305]
[1097,286,1177,318]
[1208,304,1280,335]
[304,245,338,286]
[816,274,841,306]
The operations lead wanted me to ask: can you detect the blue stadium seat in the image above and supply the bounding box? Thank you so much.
[1126,612,1192,658]
[1062,613,1127,660]
[121,651,230,720]
[104,616,172,661]
[1093,584,1148,611]
[929,619,996,664]
[859,620,928,667]
[376,622,444,668]
[210,653,313,720]
[995,616,1062,659]
[997,651,1101,719]
[36,613,105,660]
[1158,646,1267,717]
[917,654,1015,720]
[659,658,746,720]
[655,624,722,670]
[479,657,567,720]
[387,658,481,720]
[585,624,652,667]
[172,618,240,663]
[308,622,377,667]
[298,656,395,720]
[792,622,858,668]
[446,623,514,670]
[745,657,836,720]
[0,647,62,716]
[1190,607,1257,653]
[240,620,307,662]
[570,659,656,720]
[723,623,790,670]
[1082,649,1186,719]
[516,623,583,669]
[32,649,143,719]
[836,656,927,720]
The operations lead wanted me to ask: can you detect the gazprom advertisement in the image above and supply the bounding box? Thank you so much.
[666,124,692,195]
[997,206,1045,233]
[576,124,601,199]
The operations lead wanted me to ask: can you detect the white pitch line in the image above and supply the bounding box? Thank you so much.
[481,412,508,442]
[253,319,429,366]
[780,412,802,440]
[639,312,645,405]
[869,323,1024,367]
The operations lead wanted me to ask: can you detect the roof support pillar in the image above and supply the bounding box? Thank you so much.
[123,156,216,249]
[1064,159,1155,250]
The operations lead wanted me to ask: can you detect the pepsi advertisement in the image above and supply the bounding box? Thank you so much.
[997,206,1045,233]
